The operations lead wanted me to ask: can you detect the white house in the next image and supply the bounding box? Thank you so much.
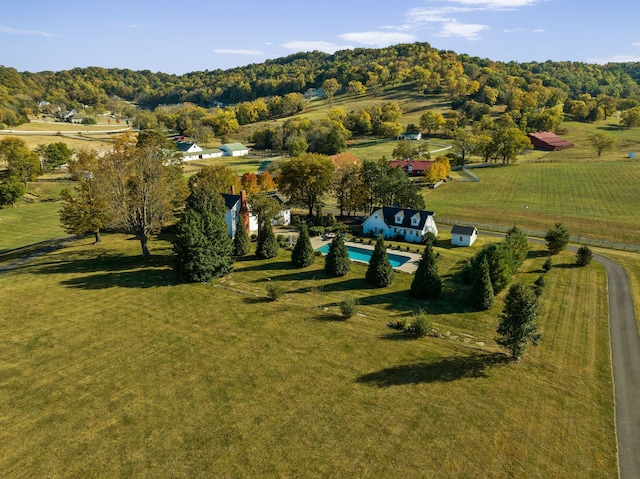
[177,142,224,162]
[451,225,478,247]
[222,191,258,236]
[220,143,249,157]
[267,192,291,227]
[362,206,437,243]
[400,131,422,141]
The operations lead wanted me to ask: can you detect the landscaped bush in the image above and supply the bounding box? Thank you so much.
[542,257,552,272]
[532,275,545,297]
[405,310,432,338]
[339,298,358,319]
[575,245,593,266]
[265,281,286,301]
[386,318,408,330]
[308,226,325,237]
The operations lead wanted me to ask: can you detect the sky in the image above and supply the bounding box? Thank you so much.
[2,0,640,75]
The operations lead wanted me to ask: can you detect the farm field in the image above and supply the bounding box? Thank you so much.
[424,161,640,246]
[0,234,616,478]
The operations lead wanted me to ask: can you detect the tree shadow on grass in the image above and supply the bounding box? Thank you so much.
[527,250,549,259]
[233,260,293,273]
[34,254,177,289]
[553,263,580,269]
[356,353,511,387]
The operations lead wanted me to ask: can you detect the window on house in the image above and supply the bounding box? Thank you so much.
[460,236,463,241]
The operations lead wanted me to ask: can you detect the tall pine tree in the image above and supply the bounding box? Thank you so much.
[291,223,315,268]
[173,208,234,282]
[324,234,350,277]
[496,283,541,360]
[233,216,251,256]
[410,243,442,299]
[365,236,394,287]
[256,221,279,259]
[468,257,495,310]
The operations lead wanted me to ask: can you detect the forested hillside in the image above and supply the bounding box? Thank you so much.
[2,42,640,130]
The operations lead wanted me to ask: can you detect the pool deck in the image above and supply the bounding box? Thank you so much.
[310,236,422,274]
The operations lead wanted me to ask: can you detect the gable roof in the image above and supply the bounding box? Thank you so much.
[176,141,200,152]
[391,160,434,171]
[220,142,248,152]
[378,206,434,230]
[221,193,240,210]
[527,131,574,150]
[451,225,477,236]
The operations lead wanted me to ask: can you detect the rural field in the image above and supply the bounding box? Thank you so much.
[0,234,616,478]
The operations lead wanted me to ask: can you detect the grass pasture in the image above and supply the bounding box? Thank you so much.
[0,234,616,478]
[425,161,640,246]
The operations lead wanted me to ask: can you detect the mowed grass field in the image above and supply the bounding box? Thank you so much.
[424,161,640,246]
[0,234,616,478]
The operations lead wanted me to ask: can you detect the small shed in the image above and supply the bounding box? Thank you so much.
[451,225,478,247]
[220,143,249,157]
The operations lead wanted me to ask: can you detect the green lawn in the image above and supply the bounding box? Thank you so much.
[0,234,616,478]
[425,161,640,246]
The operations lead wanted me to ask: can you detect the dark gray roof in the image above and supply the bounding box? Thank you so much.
[221,193,240,210]
[451,225,477,236]
[380,206,434,230]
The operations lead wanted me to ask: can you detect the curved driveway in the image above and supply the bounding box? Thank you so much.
[594,253,640,479]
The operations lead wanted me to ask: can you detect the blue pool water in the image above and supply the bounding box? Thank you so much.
[317,243,410,268]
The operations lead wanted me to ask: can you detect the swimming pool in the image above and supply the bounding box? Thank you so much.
[316,243,411,268]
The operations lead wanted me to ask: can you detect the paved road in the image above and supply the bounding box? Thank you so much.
[594,253,640,479]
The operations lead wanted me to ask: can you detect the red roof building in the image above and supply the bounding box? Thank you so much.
[391,160,434,176]
[528,131,574,151]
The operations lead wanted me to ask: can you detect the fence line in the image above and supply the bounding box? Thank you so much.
[437,217,640,253]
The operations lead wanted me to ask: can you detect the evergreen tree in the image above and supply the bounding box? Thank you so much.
[324,234,350,277]
[575,245,593,266]
[504,226,529,273]
[468,257,495,310]
[256,221,279,259]
[173,208,234,282]
[410,243,442,299]
[473,243,512,293]
[496,283,542,360]
[545,222,570,255]
[233,216,251,256]
[365,236,394,287]
[291,223,315,268]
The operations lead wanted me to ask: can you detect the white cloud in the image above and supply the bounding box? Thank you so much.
[128,24,146,29]
[338,31,417,47]
[590,54,640,64]
[213,49,265,55]
[445,0,538,8]
[632,42,640,47]
[438,22,489,40]
[0,26,59,37]
[532,28,545,33]
[282,41,351,53]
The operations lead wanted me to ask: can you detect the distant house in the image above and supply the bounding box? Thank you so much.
[400,131,422,141]
[220,143,249,157]
[391,160,434,176]
[451,225,478,247]
[527,131,574,151]
[362,206,437,243]
[177,141,223,161]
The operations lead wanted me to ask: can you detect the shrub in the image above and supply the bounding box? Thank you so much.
[339,298,358,319]
[542,257,552,272]
[232,217,251,256]
[405,310,432,338]
[468,257,495,310]
[410,243,442,299]
[365,236,394,287]
[256,222,279,259]
[532,275,545,297]
[265,281,286,301]
[423,231,437,246]
[308,226,325,237]
[387,318,408,330]
[325,234,351,277]
[545,222,570,255]
[575,245,593,266]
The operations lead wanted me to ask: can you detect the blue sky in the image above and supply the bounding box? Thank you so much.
[2,0,640,74]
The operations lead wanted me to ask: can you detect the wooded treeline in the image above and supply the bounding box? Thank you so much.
[3,42,640,128]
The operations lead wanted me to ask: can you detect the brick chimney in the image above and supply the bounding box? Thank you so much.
[240,190,250,232]
[230,185,235,195]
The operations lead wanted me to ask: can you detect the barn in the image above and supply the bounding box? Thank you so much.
[391,160,434,176]
[527,131,574,151]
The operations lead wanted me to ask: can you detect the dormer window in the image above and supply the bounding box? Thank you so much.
[394,211,405,224]
[411,213,420,226]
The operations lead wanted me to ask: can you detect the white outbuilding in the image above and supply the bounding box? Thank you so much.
[451,225,478,247]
